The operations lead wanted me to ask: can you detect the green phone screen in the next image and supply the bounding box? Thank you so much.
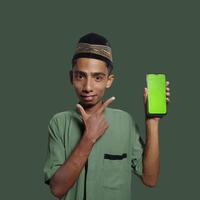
[146,74,167,116]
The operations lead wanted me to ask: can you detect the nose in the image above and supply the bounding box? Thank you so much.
[82,77,93,93]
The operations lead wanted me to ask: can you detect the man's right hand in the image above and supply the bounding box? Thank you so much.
[76,97,115,143]
[49,97,115,199]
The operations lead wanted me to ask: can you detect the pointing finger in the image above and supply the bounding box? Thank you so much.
[76,104,87,120]
[99,96,115,113]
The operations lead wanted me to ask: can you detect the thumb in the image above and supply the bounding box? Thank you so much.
[76,104,87,120]
[143,87,148,104]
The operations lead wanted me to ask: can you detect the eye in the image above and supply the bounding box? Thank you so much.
[78,74,83,79]
[75,73,84,80]
[95,76,104,82]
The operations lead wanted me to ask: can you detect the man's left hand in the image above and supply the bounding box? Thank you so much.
[143,81,171,121]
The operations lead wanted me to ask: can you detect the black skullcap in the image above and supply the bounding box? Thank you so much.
[72,32,113,70]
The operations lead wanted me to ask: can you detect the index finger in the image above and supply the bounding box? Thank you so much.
[98,96,115,113]
[76,104,88,120]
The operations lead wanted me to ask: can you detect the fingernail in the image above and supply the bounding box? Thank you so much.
[112,96,116,100]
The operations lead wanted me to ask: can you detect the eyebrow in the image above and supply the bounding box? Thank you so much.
[73,70,107,76]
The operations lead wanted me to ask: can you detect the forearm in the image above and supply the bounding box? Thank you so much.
[142,118,160,187]
[50,131,95,199]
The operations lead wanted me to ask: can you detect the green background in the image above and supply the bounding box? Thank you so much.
[1,0,199,199]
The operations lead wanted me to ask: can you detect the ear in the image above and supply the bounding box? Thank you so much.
[69,70,73,84]
[106,74,115,88]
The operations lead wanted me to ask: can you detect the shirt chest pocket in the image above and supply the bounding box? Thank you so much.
[102,153,132,189]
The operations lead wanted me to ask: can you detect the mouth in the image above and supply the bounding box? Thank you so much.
[80,95,97,101]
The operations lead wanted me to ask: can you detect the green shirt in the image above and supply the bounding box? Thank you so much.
[43,107,144,200]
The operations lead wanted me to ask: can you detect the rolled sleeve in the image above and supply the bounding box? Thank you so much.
[129,115,144,176]
[43,117,65,185]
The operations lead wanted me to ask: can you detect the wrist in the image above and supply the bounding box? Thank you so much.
[83,131,96,145]
[145,117,160,125]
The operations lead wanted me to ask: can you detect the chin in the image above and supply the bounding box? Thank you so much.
[80,99,101,108]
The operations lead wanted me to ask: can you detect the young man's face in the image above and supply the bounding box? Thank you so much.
[70,57,115,108]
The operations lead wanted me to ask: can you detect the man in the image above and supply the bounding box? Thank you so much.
[43,32,171,200]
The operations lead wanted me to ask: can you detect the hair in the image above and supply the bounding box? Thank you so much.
[72,32,113,75]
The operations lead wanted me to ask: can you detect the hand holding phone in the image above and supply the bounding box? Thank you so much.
[146,74,167,118]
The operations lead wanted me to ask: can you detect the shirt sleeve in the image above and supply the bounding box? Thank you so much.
[43,116,65,185]
[129,114,144,177]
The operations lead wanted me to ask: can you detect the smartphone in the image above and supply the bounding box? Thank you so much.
[146,74,167,117]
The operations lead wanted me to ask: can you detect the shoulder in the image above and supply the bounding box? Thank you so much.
[106,107,134,121]
[47,110,80,138]
[48,109,78,125]
[106,107,129,115]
